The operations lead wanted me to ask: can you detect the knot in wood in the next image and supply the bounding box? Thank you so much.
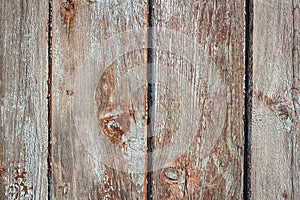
[164,168,179,181]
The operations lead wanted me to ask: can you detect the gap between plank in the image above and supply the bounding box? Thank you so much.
[47,0,53,199]
[145,0,154,199]
[244,0,253,199]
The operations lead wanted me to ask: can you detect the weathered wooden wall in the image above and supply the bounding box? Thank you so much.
[51,0,146,199]
[0,0,299,199]
[252,0,300,199]
[151,1,245,199]
[0,0,49,199]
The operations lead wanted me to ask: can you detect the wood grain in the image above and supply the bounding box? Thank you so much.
[252,0,300,199]
[51,0,147,199]
[151,0,245,199]
[1,0,300,199]
[0,0,49,199]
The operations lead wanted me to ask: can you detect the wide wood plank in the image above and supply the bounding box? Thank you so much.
[151,0,245,199]
[0,0,49,199]
[252,0,300,199]
[51,0,147,199]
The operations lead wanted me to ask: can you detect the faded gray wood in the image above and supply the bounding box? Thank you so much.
[1,0,300,199]
[0,0,49,199]
[151,0,245,199]
[252,0,300,199]
[51,0,147,199]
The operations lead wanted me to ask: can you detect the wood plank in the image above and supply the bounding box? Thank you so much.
[252,0,300,199]
[51,0,147,199]
[151,0,245,199]
[0,0,49,199]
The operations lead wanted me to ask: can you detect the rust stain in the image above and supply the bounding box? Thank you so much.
[256,91,293,119]
[95,66,134,147]
[7,166,33,199]
[99,115,125,145]
[277,105,290,119]
[95,66,115,113]
[66,89,74,96]
[103,170,113,191]
[0,165,5,173]
[0,165,6,181]
[282,190,288,199]
[61,0,76,38]
[256,91,287,106]
[97,168,119,199]
[99,104,133,146]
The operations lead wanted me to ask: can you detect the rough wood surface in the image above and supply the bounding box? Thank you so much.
[151,0,245,199]
[252,0,300,199]
[51,0,147,199]
[0,0,49,199]
[2,0,300,199]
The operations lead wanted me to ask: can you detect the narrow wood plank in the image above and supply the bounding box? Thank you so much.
[151,0,245,199]
[51,0,147,199]
[0,0,49,199]
[252,0,300,199]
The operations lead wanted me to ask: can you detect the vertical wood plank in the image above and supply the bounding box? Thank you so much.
[293,1,300,196]
[0,0,49,199]
[51,0,147,199]
[151,0,245,199]
[252,0,300,199]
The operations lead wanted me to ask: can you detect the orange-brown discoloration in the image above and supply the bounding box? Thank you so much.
[256,91,288,106]
[256,91,293,119]
[156,164,188,200]
[98,168,120,199]
[0,165,6,193]
[95,66,132,146]
[66,89,74,96]
[0,165,5,176]
[60,0,76,38]
[99,115,126,145]
[95,66,116,114]
[7,166,33,199]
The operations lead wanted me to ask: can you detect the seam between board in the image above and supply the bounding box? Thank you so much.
[244,0,253,199]
[145,0,154,199]
[47,0,53,199]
